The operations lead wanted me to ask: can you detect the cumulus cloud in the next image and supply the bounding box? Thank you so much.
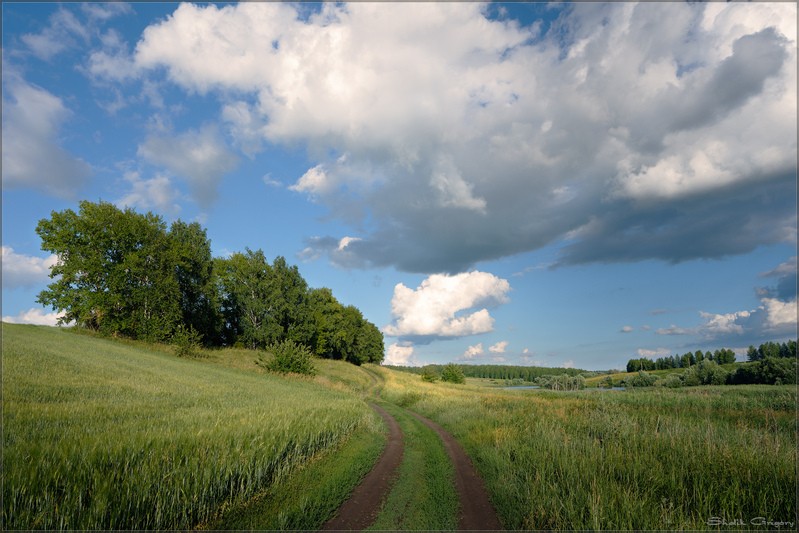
[2,247,58,289]
[138,125,238,208]
[115,171,181,215]
[489,340,509,353]
[761,298,798,332]
[383,271,511,342]
[2,308,67,326]
[384,342,417,366]
[462,343,484,360]
[621,325,634,333]
[130,2,796,273]
[2,76,92,197]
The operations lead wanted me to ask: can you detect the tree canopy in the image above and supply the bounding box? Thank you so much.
[36,201,384,364]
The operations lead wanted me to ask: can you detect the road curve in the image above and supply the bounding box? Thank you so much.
[322,403,403,531]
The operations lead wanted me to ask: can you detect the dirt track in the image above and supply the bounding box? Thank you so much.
[407,410,502,531]
[324,367,502,531]
[322,403,403,531]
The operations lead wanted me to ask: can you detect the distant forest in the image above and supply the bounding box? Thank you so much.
[35,201,383,365]
[385,363,589,381]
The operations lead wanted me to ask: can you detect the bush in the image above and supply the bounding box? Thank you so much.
[172,324,203,358]
[659,374,684,388]
[441,363,465,384]
[259,339,317,376]
[421,368,440,382]
[623,371,658,388]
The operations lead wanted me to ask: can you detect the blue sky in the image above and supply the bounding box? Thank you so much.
[2,2,796,370]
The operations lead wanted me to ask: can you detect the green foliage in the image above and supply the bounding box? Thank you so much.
[36,201,181,341]
[171,324,203,358]
[440,363,465,384]
[35,201,384,367]
[260,339,317,376]
[536,373,585,390]
[421,368,439,383]
[622,371,658,388]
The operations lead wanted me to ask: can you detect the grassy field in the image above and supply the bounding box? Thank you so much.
[4,323,796,530]
[2,323,381,530]
[376,366,797,530]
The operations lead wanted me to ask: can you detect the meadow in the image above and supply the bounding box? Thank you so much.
[377,367,797,530]
[3,322,796,530]
[2,323,381,530]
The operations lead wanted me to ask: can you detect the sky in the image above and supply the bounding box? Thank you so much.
[2,1,797,371]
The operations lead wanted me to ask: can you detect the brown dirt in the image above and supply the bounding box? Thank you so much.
[322,402,403,531]
[407,410,503,531]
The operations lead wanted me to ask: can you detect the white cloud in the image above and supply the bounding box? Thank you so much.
[131,2,797,272]
[2,77,92,197]
[21,8,88,60]
[383,271,511,340]
[462,343,484,360]
[656,325,694,336]
[116,171,181,214]
[2,246,58,289]
[2,308,67,326]
[489,340,508,353]
[621,325,634,333]
[561,360,575,369]
[384,342,417,366]
[138,125,238,208]
[637,348,672,358]
[698,309,752,338]
[760,256,797,279]
[761,298,798,332]
[290,165,333,196]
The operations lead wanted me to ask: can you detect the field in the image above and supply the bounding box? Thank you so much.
[3,323,796,530]
[2,323,381,530]
[377,367,797,530]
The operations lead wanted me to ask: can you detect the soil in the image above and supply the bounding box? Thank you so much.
[322,403,404,531]
[407,411,503,531]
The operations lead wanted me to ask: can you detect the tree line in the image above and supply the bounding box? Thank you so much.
[626,348,736,373]
[36,201,383,365]
[386,363,589,381]
[626,340,796,373]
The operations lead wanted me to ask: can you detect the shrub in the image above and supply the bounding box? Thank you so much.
[259,339,317,376]
[172,324,203,358]
[441,363,465,384]
[421,368,440,382]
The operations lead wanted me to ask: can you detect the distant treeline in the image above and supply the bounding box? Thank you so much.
[36,201,383,364]
[626,340,796,373]
[386,363,589,381]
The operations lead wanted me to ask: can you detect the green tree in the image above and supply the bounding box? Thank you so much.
[215,249,282,348]
[441,363,465,384]
[169,221,220,344]
[36,201,180,340]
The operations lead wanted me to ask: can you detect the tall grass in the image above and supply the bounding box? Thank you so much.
[2,324,376,530]
[377,367,797,530]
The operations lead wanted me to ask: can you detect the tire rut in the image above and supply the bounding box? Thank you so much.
[322,403,403,531]
[406,410,502,531]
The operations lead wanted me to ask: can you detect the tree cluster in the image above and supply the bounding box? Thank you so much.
[745,340,797,362]
[626,348,736,373]
[534,374,585,391]
[36,201,383,365]
[390,363,587,381]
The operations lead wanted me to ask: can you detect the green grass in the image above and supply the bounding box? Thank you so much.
[2,323,379,530]
[367,402,459,530]
[377,367,797,530]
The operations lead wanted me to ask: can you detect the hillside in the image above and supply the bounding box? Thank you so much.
[2,323,382,530]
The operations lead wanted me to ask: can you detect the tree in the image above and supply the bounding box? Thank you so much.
[36,201,181,341]
[215,249,283,348]
[169,221,220,345]
[441,363,465,384]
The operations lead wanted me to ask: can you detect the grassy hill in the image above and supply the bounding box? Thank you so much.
[2,323,382,530]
